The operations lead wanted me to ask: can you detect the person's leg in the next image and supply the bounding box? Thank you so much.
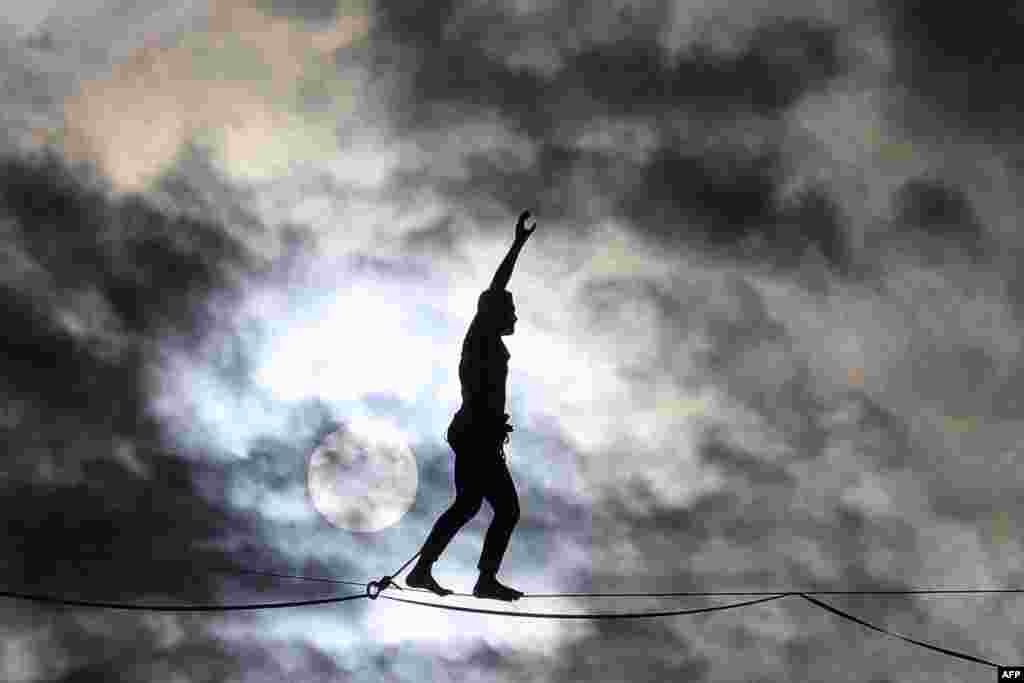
[416,486,482,567]
[473,455,523,600]
[407,444,484,595]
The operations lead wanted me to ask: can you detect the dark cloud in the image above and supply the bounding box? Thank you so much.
[776,186,851,276]
[890,178,988,264]
[557,480,751,679]
[562,236,1009,677]
[371,3,851,276]
[0,149,266,481]
[373,4,844,123]
[613,144,847,277]
[57,636,348,683]
[616,147,781,247]
[555,617,711,683]
[0,420,360,680]
[2,455,250,600]
[824,393,917,472]
[1006,251,1024,325]
[568,18,843,117]
[698,432,796,490]
[881,0,1024,140]
[696,275,787,369]
[0,151,254,344]
[986,359,1024,422]
[0,147,358,679]
[571,427,932,680]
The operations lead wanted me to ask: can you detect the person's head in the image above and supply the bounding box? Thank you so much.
[477,288,517,336]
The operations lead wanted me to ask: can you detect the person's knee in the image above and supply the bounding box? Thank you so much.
[451,496,483,520]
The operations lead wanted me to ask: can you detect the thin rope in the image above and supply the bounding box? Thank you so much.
[377,551,1010,667]
[0,588,368,612]
[5,556,1011,668]
[389,550,422,581]
[207,565,1024,598]
[519,588,1024,598]
[377,592,787,619]
[211,565,1024,599]
[206,565,365,588]
[797,594,999,670]
[375,588,1002,667]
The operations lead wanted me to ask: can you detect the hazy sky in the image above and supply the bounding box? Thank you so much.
[2,0,1023,680]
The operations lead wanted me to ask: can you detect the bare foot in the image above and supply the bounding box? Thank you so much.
[406,565,453,597]
[472,575,523,601]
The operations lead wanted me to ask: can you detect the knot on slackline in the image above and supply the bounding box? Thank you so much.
[366,575,401,600]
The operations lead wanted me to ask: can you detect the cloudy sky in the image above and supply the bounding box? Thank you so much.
[1,0,1023,680]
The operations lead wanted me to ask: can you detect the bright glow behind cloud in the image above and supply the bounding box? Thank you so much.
[151,256,456,459]
[254,283,438,405]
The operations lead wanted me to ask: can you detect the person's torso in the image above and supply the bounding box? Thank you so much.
[458,322,509,419]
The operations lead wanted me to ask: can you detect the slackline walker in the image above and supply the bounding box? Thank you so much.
[406,210,538,601]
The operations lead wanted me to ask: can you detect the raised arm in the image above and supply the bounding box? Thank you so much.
[488,211,537,291]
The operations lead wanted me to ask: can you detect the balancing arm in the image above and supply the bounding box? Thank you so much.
[488,211,537,291]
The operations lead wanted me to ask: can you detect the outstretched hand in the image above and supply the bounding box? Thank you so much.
[515,211,537,242]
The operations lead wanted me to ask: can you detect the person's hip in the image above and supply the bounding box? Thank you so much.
[447,408,513,456]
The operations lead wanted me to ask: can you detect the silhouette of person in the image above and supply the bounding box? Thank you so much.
[406,211,537,601]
